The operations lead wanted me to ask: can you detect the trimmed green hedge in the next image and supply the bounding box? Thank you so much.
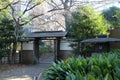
[44,50,120,80]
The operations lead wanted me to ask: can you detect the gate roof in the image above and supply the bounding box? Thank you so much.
[26,31,67,38]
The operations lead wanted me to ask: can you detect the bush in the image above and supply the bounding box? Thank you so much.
[39,45,52,54]
[44,49,120,80]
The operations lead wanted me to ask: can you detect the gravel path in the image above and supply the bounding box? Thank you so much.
[0,56,54,80]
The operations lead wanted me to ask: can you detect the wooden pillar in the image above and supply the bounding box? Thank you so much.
[54,38,60,62]
[54,39,57,62]
[34,38,39,64]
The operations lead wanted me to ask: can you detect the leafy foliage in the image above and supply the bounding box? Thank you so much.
[44,49,120,80]
[0,17,14,59]
[69,5,109,55]
[39,45,52,54]
[0,0,45,63]
[103,6,120,28]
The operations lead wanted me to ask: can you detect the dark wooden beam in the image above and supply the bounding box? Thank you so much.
[54,38,61,62]
[33,38,39,64]
[54,39,57,62]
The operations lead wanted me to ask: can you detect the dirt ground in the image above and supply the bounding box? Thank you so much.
[0,64,28,72]
[0,53,54,80]
[0,52,53,72]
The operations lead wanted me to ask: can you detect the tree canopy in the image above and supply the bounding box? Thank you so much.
[0,0,45,63]
[103,6,120,28]
[70,5,109,40]
[0,9,14,60]
[69,5,110,55]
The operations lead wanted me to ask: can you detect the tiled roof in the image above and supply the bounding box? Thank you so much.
[81,38,120,43]
[26,31,67,38]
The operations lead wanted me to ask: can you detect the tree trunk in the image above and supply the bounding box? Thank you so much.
[12,37,17,64]
[65,13,71,31]
[63,0,72,31]
[11,23,19,64]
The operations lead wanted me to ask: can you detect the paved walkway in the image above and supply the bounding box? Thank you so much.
[0,56,54,80]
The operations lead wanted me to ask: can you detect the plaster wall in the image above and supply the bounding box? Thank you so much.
[60,40,73,50]
[22,42,34,50]
[110,28,120,50]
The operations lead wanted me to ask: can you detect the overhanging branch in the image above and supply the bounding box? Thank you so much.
[0,1,20,11]
[20,8,64,26]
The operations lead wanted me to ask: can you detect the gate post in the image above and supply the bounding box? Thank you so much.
[34,38,39,64]
[54,38,60,62]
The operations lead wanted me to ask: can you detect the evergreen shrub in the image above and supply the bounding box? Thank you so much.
[44,49,120,80]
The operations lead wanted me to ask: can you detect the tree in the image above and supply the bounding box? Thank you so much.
[0,0,45,63]
[103,6,120,28]
[30,0,117,31]
[69,5,109,55]
[0,0,82,63]
[0,0,14,63]
[0,0,75,63]
[0,14,14,63]
[0,0,116,62]
[30,0,75,31]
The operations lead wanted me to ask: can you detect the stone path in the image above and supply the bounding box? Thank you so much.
[0,56,54,80]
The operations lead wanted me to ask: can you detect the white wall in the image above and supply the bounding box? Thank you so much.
[22,42,34,50]
[60,40,73,50]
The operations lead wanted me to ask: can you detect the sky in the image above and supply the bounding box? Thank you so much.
[90,0,120,11]
[74,0,120,11]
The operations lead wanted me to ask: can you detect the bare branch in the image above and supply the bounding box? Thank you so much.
[9,4,17,25]
[19,0,119,27]
[55,20,65,29]
[0,4,9,11]
[19,0,43,19]
[20,13,44,26]
[48,8,64,12]
[20,7,64,26]
[65,0,69,4]
[46,0,63,12]
[41,20,65,29]
[27,2,40,11]
[22,0,33,15]
[61,0,64,4]
[50,0,61,8]
[45,0,56,8]
[69,0,73,7]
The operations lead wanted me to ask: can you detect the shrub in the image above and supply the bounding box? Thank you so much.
[44,49,120,80]
[39,45,52,54]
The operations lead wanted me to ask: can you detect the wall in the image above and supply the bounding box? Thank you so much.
[22,42,33,50]
[60,40,73,50]
[21,41,34,64]
[58,40,74,60]
[109,28,120,50]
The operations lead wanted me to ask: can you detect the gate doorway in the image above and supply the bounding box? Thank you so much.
[39,40,54,64]
[26,31,67,64]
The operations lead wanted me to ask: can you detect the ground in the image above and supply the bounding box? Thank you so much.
[0,55,54,80]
